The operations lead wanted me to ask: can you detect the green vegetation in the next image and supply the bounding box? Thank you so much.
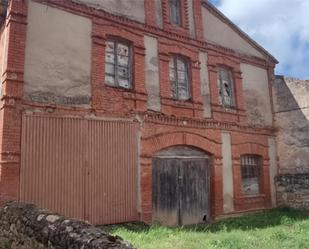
[103,208,309,249]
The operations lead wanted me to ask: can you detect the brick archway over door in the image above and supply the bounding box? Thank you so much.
[140,131,223,223]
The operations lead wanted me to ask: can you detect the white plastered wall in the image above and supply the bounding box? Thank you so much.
[72,0,145,23]
[202,6,265,59]
[241,64,273,127]
[24,0,92,106]
[222,132,234,213]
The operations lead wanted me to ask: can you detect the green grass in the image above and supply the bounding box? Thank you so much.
[102,208,309,249]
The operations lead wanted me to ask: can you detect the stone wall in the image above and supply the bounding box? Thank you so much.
[276,174,309,209]
[0,202,133,249]
[273,76,309,209]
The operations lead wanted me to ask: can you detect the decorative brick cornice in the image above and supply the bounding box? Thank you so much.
[143,112,275,135]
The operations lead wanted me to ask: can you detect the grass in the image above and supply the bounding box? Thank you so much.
[102,208,309,249]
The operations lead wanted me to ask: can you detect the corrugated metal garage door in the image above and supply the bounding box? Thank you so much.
[20,115,139,225]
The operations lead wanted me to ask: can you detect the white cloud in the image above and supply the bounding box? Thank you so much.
[214,0,309,79]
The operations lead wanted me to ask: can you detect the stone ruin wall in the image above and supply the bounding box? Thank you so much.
[273,76,309,209]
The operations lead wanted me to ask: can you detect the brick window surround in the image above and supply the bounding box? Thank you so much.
[208,52,247,123]
[232,137,271,211]
[91,20,147,113]
[158,39,203,118]
[161,0,190,36]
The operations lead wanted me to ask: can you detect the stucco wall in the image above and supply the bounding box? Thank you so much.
[73,0,145,23]
[241,64,273,127]
[199,51,211,118]
[144,35,161,112]
[0,26,8,89]
[221,132,234,213]
[24,1,92,106]
[202,7,264,59]
[268,137,278,206]
[273,77,309,174]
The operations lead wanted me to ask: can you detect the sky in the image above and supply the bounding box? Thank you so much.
[208,0,309,79]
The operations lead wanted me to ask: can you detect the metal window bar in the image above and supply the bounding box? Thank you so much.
[241,155,261,179]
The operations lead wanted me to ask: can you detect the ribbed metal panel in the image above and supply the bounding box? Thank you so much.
[20,115,138,224]
[86,120,138,224]
[20,115,86,220]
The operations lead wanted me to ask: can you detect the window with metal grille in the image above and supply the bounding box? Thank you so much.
[218,68,235,108]
[105,40,132,89]
[241,155,261,195]
[169,56,190,100]
[169,0,181,26]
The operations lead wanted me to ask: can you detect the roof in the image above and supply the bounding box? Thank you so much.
[202,0,278,64]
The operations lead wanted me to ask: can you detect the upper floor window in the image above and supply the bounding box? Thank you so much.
[241,155,262,195]
[105,40,132,89]
[218,68,235,108]
[169,0,181,26]
[169,56,190,100]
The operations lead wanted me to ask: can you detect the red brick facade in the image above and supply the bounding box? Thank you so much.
[0,0,277,223]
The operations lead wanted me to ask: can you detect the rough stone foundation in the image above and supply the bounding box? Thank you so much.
[0,202,133,249]
[276,174,309,209]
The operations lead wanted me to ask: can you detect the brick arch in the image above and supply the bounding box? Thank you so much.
[140,131,223,223]
[141,131,221,158]
[233,142,268,158]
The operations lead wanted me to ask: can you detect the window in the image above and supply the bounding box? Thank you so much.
[169,56,190,100]
[169,0,181,26]
[105,40,132,89]
[241,155,261,195]
[218,68,235,107]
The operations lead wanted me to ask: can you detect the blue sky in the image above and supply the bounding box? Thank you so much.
[208,0,309,79]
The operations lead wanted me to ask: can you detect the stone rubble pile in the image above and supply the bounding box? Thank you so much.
[0,202,133,249]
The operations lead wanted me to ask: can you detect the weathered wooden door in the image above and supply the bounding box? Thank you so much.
[153,156,209,226]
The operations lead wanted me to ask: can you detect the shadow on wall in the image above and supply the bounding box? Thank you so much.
[273,76,309,174]
[273,76,309,209]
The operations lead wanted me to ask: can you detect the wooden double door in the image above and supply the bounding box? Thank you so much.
[153,157,210,226]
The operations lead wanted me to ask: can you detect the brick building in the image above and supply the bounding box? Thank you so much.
[0,0,279,226]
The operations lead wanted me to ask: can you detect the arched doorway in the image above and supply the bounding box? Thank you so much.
[152,146,210,226]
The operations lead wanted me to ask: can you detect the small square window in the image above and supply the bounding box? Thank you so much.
[169,56,190,100]
[218,68,235,108]
[105,40,132,89]
[241,155,262,195]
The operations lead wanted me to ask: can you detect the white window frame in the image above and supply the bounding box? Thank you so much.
[105,39,132,89]
[240,154,262,196]
[218,68,235,108]
[169,55,191,101]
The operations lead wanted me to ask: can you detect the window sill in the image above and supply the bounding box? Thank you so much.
[104,84,133,92]
[161,97,203,108]
[239,194,265,199]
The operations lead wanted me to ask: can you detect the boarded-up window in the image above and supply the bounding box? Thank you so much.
[169,56,190,100]
[169,0,181,26]
[241,155,261,195]
[218,68,235,107]
[105,40,132,89]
